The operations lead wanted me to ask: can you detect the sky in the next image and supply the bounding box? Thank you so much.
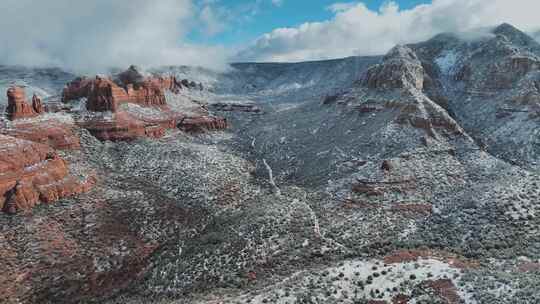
[189,0,431,45]
[1,0,540,72]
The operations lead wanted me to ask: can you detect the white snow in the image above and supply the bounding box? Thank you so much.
[435,50,459,75]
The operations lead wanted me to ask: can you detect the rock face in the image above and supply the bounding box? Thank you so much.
[405,22,540,167]
[363,45,425,90]
[62,77,93,102]
[63,67,186,112]
[6,86,37,120]
[32,94,44,114]
[0,135,94,214]
[63,75,168,112]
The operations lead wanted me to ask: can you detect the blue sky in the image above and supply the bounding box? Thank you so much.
[190,0,431,45]
[3,0,539,71]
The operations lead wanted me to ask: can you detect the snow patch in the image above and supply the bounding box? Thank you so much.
[435,50,459,75]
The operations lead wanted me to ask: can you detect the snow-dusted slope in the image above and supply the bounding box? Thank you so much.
[153,56,381,105]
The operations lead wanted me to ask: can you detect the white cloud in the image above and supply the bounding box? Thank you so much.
[200,5,228,36]
[238,0,540,62]
[272,0,284,7]
[327,2,357,13]
[0,0,230,73]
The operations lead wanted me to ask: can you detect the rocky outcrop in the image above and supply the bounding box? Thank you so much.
[62,66,194,112]
[2,86,80,149]
[363,45,425,90]
[79,111,178,142]
[0,135,94,214]
[395,98,465,138]
[63,71,227,141]
[62,75,168,112]
[32,94,44,114]
[177,116,228,133]
[124,80,167,108]
[62,77,93,102]
[6,86,37,120]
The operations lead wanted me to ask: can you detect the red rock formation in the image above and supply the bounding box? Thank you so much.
[62,67,184,113]
[86,76,122,112]
[177,116,228,133]
[0,135,94,214]
[79,111,180,142]
[124,81,167,108]
[61,70,227,141]
[62,77,93,102]
[32,94,44,114]
[5,86,37,120]
[2,120,81,150]
[116,65,184,93]
[63,76,169,112]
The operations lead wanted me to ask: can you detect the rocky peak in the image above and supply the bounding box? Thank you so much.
[492,23,537,47]
[362,45,425,90]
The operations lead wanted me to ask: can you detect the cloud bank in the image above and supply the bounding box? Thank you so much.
[0,0,229,73]
[238,0,540,62]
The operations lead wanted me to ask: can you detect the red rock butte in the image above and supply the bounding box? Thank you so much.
[62,67,227,141]
[6,86,38,120]
[62,75,182,112]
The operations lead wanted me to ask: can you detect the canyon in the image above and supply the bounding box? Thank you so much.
[1,24,540,304]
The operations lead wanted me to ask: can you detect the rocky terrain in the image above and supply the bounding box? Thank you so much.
[2,23,540,304]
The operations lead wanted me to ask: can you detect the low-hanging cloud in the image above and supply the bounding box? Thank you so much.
[0,0,230,73]
[238,0,540,62]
